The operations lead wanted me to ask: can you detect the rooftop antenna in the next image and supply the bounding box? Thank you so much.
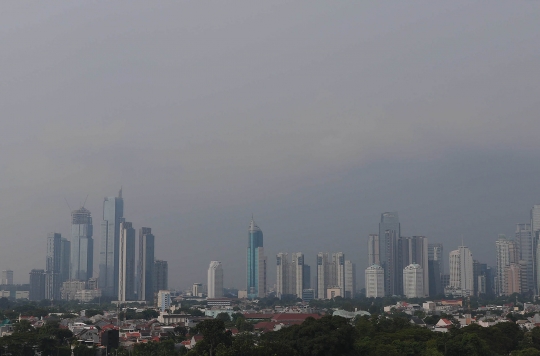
[82,194,89,208]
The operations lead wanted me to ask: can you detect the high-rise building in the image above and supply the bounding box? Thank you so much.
[45,233,62,300]
[379,212,400,296]
[154,260,168,293]
[398,236,429,297]
[303,264,311,289]
[506,263,522,295]
[70,207,93,281]
[496,235,519,296]
[157,290,171,312]
[247,218,266,299]
[365,264,384,298]
[291,253,304,298]
[1,270,13,285]
[316,252,329,299]
[448,245,474,296]
[428,243,444,272]
[60,238,71,283]
[367,234,380,266]
[344,260,356,298]
[276,252,289,298]
[531,205,540,293]
[403,264,424,298]
[118,222,135,301]
[516,223,534,293]
[428,260,442,296]
[330,252,346,297]
[138,227,155,302]
[99,188,124,297]
[207,261,223,298]
[192,283,203,297]
[29,269,45,301]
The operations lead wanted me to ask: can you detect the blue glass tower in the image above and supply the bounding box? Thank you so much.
[247,218,266,299]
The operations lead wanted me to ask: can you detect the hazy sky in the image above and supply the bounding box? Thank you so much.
[1,1,540,289]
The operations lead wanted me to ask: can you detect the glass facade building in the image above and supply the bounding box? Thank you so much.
[247,218,266,299]
[99,189,124,297]
[138,227,155,302]
[71,207,93,281]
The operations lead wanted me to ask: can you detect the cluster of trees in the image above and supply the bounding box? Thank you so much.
[182,315,540,356]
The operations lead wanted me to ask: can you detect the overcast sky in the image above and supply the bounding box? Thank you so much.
[1,1,540,289]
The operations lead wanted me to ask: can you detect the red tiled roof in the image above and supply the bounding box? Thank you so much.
[271,314,320,322]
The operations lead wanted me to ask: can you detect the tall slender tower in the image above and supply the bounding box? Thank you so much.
[449,244,474,295]
[99,188,124,297]
[276,252,288,298]
[70,207,93,281]
[118,222,135,301]
[379,212,400,296]
[138,227,155,302]
[496,235,518,296]
[154,260,168,293]
[367,234,380,266]
[207,261,224,298]
[291,252,304,297]
[45,233,62,300]
[247,218,266,299]
[316,252,329,299]
[516,223,534,293]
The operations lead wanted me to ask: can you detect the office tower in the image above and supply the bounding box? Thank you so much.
[1,270,13,285]
[330,252,346,296]
[138,227,155,302]
[316,252,329,299]
[365,264,384,298]
[448,245,474,296]
[247,218,266,299]
[60,238,71,283]
[291,253,304,297]
[428,243,444,272]
[399,236,429,297]
[303,264,311,289]
[379,212,400,296]
[154,260,168,292]
[496,235,519,296]
[516,224,534,293]
[99,189,124,297]
[344,260,356,298]
[45,233,62,300]
[29,269,45,301]
[70,207,93,281]
[367,234,380,266]
[207,261,223,298]
[118,222,135,301]
[276,252,289,298]
[403,264,424,298]
[428,260,442,296]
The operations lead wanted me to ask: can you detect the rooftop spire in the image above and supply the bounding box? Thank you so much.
[119,186,122,199]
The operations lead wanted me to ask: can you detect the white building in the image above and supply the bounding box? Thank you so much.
[1,270,13,285]
[365,264,384,298]
[449,245,474,296]
[403,264,424,298]
[207,261,223,299]
[192,283,203,297]
[157,290,171,312]
[291,253,304,297]
[344,260,356,298]
[496,235,518,296]
[118,222,135,301]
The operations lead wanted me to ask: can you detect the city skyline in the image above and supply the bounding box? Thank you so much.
[1,2,540,291]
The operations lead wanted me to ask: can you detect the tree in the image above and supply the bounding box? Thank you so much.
[216,312,231,323]
[193,319,232,356]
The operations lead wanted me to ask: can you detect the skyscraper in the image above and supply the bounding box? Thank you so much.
[496,234,519,296]
[154,260,168,293]
[247,218,266,299]
[330,252,346,297]
[138,227,155,302]
[448,245,474,296]
[118,222,135,301]
[207,261,224,298]
[379,212,400,296]
[45,233,62,300]
[29,269,45,301]
[1,270,13,285]
[99,188,124,297]
[367,234,380,266]
[344,260,356,298]
[428,243,444,273]
[291,252,304,297]
[399,236,429,297]
[428,243,443,296]
[516,223,534,293]
[276,252,289,298]
[316,252,329,299]
[70,207,93,281]
[60,238,71,283]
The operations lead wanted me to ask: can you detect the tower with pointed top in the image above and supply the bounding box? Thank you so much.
[99,189,125,297]
[247,218,266,299]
